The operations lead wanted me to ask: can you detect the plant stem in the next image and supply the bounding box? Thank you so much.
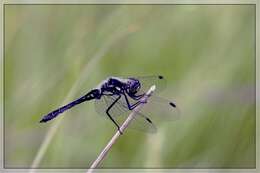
[87,85,156,173]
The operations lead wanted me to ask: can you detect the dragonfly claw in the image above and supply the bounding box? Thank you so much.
[118,127,123,135]
[140,100,148,104]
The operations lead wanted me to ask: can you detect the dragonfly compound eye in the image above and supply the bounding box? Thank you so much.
[127,79,140,94]
[132,80,141,93]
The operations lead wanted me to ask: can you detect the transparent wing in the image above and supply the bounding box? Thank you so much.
[94,95,157,133]
[135,75,166,94]
[138,95,180,123]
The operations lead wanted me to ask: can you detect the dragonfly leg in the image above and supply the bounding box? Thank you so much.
[122,92,154,125]
[122,92,144,110]
[131,93,145,100]
[106,94,123,134]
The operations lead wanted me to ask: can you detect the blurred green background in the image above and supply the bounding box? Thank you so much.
[4,4,255,168]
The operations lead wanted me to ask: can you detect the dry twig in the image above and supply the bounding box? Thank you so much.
[87,85,156,173]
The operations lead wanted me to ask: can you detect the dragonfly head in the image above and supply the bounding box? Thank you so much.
[127,78,141,95]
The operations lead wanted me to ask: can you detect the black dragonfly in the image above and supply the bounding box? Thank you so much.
[40,75,180,133]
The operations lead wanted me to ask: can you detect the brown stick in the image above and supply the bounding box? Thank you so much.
[87,85,156,173]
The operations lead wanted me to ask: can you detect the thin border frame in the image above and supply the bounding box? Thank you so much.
[1,1,258,173]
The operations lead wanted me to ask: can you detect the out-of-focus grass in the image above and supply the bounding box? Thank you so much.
[4,5,255,168]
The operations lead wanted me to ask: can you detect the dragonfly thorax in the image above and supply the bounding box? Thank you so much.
[96,77,141,96]
[97,77,127,94]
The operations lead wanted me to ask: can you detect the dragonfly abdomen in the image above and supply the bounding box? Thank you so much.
[39,89,100,123]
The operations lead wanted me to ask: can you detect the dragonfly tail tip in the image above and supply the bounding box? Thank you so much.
[39,118,46,123]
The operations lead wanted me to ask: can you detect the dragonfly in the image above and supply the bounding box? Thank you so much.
[40,75,180,134]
